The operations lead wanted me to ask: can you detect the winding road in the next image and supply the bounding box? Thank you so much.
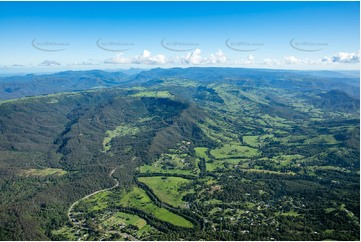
[67,165,122,227]
[66,158,139,240]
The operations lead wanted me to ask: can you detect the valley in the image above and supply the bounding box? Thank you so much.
[0,68,359,240]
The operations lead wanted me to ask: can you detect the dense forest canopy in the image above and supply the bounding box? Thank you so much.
[0,68,359,240]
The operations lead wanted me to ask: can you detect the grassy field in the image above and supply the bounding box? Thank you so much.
[102,211,146,229]
[83,190,112,212]
[205,158,247,172]
[138,176,193,207]
[276,209,300,217]
[103,125,140,152]
[198,119,237,143]
[210,143,259,159]
[0,91,81,105]
[308,165,351,173]
[0,99,17,105]
[240,168,296,176]
[260,114,293,128]
[279,135,308,145]
[304,135,339,145]
[139,164,196,176]
[161,78,199,87]
[51,226,78,240]
[243,136,259,147]
[18,168,67,177]
[262,154,304,166]
[100,211,158,238]
[206,160,223,172]
[117,187,194,228]
[165,154,190,169]
[131,91,173,98]
[138,153,198,176]
[194,147,210,161]
[243,134,275,147]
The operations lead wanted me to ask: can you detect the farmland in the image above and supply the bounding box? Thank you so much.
[0,68,359,241]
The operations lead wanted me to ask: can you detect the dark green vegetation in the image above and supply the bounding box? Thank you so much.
[0,68,359,240]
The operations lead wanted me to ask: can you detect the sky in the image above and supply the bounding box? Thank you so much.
[0,1,359,73]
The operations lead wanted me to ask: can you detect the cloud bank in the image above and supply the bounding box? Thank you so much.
[321,51,360,64]
[33,50,360,70]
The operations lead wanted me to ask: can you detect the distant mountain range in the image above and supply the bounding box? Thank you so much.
[1,67,359,101]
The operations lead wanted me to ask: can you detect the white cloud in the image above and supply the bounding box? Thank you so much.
[284,56,321,65]
[261,58,280,65]
[70,59,100,66]
[105,50,166,65]
[284,56,300,64]
[104,53,131,64]
[321,56,332,63]
[279,52,360,66]
[209,49,227,64]
[101,49,361,68]
[227,55,256,65]
[104,48,228,66]
[133,50,167,65]
[322,51,360,63]
[180,49,228,65]
[39,60,61,66]
[247,54,255,62]
[181,48,204,65]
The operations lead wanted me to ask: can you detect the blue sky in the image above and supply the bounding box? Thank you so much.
[0,1,359,73]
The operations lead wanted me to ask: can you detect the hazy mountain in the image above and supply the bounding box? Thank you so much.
[1,68,359,100]
[0,70,129,100]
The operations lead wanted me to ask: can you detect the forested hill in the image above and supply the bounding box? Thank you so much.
[0,67,359,240]
[1,67,359,100]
